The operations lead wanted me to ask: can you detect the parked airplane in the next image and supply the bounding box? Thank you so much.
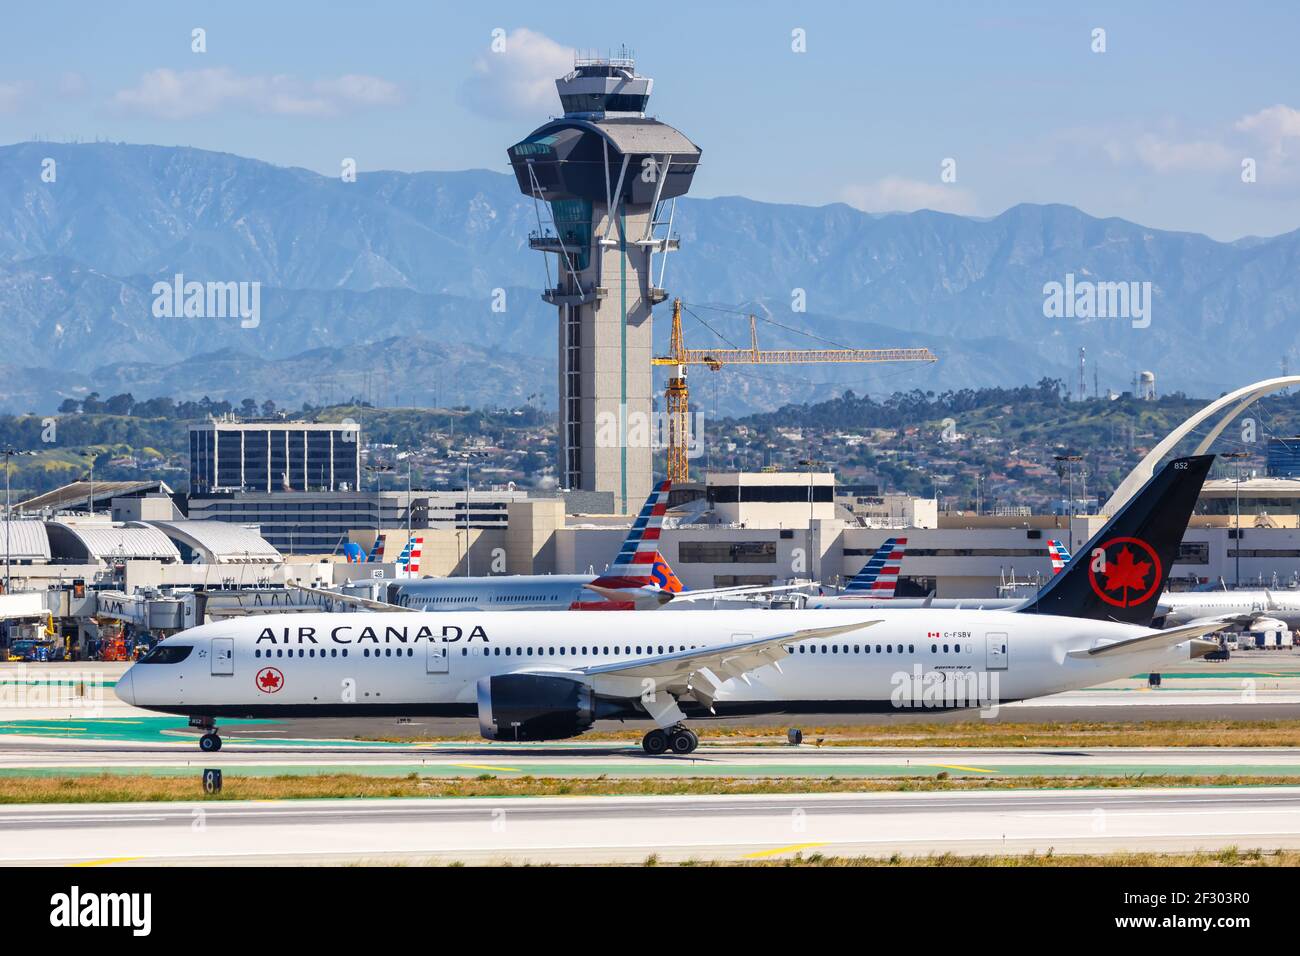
[118,456,1227,755]
[1048,539,1071,575]
[1155,586,1300,629]
[341,534,386,564]
[305,482,800,613]
[806,536,1067,610]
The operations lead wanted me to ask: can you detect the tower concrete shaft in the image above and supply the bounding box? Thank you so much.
[509,55,700,513]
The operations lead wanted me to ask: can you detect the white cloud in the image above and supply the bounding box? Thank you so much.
[112,68,401,120]
[0,81,31,113]
[1129,134,1236,173]
[1235,104,1300,160]
[840,176,977,215]
[458,28,574,121]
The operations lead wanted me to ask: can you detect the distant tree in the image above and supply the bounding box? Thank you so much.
[104,393,134,416]
[57,398,80,414]
[81,392,103,414]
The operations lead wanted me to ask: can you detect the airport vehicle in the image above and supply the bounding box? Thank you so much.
[117,456,1229,754]
[10,639,58,662]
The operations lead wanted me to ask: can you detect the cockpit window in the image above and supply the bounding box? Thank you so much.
[138,644,193,664]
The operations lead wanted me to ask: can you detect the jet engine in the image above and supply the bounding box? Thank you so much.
[476,674,597,741]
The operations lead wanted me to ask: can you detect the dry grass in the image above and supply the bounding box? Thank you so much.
[2,771,1298,804]
[546,719,1300,749]
[679,847,1300,867]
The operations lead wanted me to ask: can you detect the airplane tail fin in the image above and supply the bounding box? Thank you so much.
[843,537,907,597]
[394,535,424,579]
[1018,455,1214,625]
[590,480,671,590]
[649,553,686,594]
[366,533,386,563]
[1047,538,1071,576]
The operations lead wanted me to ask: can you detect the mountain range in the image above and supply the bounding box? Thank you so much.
[1,140,1297,414]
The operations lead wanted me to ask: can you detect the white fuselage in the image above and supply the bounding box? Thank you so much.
[1159,590,1300,627]
[807,596,1025,611]
[117,607,1200,722]
[379,575,597,611]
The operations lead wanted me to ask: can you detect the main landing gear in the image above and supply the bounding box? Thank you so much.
[191,716,222,752]
[642,725,699,755]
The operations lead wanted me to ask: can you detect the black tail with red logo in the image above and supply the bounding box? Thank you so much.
[1018,455,1214,625]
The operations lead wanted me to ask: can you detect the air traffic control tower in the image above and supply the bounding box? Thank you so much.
[508,54,700,512]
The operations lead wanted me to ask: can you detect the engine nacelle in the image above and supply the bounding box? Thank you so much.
[477,674,596,742]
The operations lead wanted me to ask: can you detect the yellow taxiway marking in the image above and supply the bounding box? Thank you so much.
[70,857,141,867]
[452,763,522,773]
[931,763,998,774]
[3,725,87,732]
[744,842,829,859]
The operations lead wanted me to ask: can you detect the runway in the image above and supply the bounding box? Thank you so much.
[4,787,1299,865]
[1,739,1298,779]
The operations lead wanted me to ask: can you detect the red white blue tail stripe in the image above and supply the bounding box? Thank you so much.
[1048,539,1071,576]
[395,535,423,578]
[589,481,671,590]
[844,537,907,597]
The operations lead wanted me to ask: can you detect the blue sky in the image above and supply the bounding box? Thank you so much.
[2,0,1298,240]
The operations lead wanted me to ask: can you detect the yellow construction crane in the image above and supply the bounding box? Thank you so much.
[652,298,938,482]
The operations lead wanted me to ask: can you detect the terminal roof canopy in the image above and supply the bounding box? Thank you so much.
[146,519,281,564]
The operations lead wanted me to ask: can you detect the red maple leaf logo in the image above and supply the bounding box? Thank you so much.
[1103,546,1151,595]
[256,667,283,693]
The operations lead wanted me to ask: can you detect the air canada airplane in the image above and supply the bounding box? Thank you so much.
[118,456,1228,755]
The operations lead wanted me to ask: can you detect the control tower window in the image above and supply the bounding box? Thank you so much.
[560,93,648,114]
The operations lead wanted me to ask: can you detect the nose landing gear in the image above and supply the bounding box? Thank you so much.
[642,725,698,755]
[190,716,222,752]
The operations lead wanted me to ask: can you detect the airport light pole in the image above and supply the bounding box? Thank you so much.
[1222,452,1249,588]
[365,462,394,546]
[1050,457,1081,522]
[798,458,825,583]
[453,452,485,577]
[3,448,36,594]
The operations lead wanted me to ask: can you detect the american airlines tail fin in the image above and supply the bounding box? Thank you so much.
[367,533,386,563]
[589,480,671,590]
[394,535,424,579]
[1047,539,1071,575]
[843,537,907,597]
[1019,455,1214,626]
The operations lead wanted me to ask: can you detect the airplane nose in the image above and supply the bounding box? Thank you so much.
[115,669,135,706]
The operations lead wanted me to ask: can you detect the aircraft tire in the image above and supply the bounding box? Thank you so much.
[670,729,698,754]
[642,729,669,755]
[200,733,222,753]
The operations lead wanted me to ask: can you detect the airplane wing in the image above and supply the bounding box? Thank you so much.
[1065,619,1231,659]
[665,583,812,604]
[286,582,419,613]
[578,619,880,708]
